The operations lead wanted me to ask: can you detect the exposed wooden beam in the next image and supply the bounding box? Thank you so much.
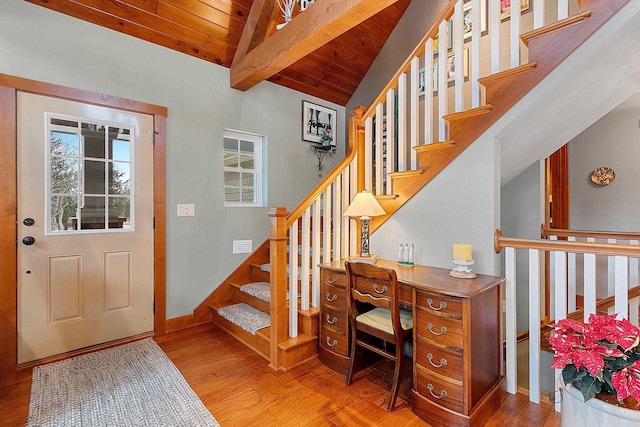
[230,0,400,91]
[233,0,278,64]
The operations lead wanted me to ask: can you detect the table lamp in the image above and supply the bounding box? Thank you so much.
[343,190,386,263]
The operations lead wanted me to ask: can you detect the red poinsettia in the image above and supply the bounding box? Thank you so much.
[549,313,640,403]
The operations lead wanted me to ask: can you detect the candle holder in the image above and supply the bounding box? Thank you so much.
[450,259,476,279]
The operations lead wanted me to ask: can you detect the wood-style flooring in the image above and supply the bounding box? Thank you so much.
[0,323,561,426]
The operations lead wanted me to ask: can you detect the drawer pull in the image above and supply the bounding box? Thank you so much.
[427,353,447,368]
[372,284,388,294]
[325,336,338,347]
[427,322,447,336]
[325,293,338,302]
[427,298,447,311]
[427,384,448,399]
[325,314,338,324]
[326,275,338,284]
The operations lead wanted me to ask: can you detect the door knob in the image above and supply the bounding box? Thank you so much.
[23,218,35,226]
[22,236,36,246]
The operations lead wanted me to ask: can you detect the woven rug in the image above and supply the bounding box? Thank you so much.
[27,338,219,427]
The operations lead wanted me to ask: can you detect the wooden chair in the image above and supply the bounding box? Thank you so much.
[345,261,413,411]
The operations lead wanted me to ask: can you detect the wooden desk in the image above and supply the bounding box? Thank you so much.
[318,259,506,427]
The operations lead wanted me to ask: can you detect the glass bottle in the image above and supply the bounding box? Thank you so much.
[397,243,405,264]
[408,244,414,266]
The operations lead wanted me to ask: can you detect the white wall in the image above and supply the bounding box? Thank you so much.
[0,1,345,318]
[569,106,640,232]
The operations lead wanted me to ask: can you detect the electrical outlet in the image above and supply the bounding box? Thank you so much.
[177,204,195,217]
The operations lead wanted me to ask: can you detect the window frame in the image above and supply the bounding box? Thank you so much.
[223,129,265,208]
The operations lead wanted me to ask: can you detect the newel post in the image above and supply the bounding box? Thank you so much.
[350,106,366,192]
[268,206,289,371]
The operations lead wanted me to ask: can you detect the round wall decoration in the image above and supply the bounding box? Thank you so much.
[591,167,616,185]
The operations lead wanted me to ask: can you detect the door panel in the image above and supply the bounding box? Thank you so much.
[17,93,154,364]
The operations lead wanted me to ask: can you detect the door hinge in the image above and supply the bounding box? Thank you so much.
[153,301,155,314]
[153,217,156,229]
[153,130,159,145]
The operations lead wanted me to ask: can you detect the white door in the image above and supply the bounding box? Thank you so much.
[17,93,154,364]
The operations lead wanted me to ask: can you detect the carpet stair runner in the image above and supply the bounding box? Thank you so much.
[217,303,270,335]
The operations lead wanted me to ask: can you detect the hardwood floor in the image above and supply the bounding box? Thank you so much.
[0,323,561,426]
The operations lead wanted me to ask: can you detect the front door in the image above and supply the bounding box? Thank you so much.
[17,92,154,364]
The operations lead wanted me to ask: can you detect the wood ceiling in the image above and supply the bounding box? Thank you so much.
[26,0,413,106]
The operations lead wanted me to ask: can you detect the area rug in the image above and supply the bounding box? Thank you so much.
[27,338,219,426]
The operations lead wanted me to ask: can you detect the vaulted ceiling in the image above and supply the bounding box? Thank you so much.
[26,0,413,106]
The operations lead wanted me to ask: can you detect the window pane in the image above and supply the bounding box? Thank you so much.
[241,188,255,203]
[84,160,106,194]
[109,162,130,195]
[80,196,106,230]
[109,127,130,161]
[109,197,130,229]
[223,137,238,151]
[81,123,105,159]
[241,173,255,187]
[240,155,254,169]
[239,140,253,153]
[225,171,240,186]
[51,157,79,194]
[51,118,78,128]
[225,187,240,202]
[50,195,78,231]
[51,131,79,157]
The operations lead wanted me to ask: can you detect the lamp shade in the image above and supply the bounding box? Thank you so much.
[343,190,386,218]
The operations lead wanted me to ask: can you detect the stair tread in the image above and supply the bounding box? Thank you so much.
[477,62,537,87]
[388,169,425,179]
[521,11,592,47]
[217,303,270,335]
[413,140,455,153]
[443,105,493,122]
[238,281,271,303]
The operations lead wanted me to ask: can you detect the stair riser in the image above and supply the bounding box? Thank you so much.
[231,286,270,314]
[210,308,271,361]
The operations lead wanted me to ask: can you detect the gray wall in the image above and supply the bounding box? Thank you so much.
[569,106,640,231]
[0,1,345,318]
[500,161,544,332]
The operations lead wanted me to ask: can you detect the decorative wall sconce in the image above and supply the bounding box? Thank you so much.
[311,143,336,177]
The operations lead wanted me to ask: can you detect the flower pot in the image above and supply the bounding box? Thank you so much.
[560,381,640,426]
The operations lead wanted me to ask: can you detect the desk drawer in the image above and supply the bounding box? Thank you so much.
[321,282,346,309]
[415,290,462,319]
[416,364,463,413]
[415,308,463,349]
[415,338,463,381]
[321,269,346,286]
[319,325,349,356]
[321,305,347,331]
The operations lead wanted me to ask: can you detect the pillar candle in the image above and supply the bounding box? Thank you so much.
[453,243,472,262]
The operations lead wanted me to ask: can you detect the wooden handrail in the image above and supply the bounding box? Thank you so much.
[285,106,365,228]
[362,0,457,120]
[540,224,640,241]
[494,229,640,258]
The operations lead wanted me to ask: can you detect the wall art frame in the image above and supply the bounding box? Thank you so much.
[302,100,337,146]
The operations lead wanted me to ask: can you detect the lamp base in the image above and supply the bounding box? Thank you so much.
[349,254,379,264]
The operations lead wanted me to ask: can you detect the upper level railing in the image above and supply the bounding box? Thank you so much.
[494,228,640,407]
[362,0,580,196]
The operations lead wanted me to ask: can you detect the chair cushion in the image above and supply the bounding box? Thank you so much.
[355,307,413,335]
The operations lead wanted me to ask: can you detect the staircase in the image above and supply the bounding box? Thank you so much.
[192,0,631,372]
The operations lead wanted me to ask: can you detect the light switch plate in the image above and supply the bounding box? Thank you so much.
[177,204,195,217]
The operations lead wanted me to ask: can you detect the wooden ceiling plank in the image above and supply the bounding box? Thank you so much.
[230,0,401,91]
[26,0,230,64]
[268,73,350,106]
[198,0,251,19]
[103,0,208,47]
[233,0,277,64]
[156,2,241,45]
[161,0,247,34]
[118,0,159,14]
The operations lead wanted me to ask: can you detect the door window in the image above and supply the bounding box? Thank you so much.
[47,116,133,233]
